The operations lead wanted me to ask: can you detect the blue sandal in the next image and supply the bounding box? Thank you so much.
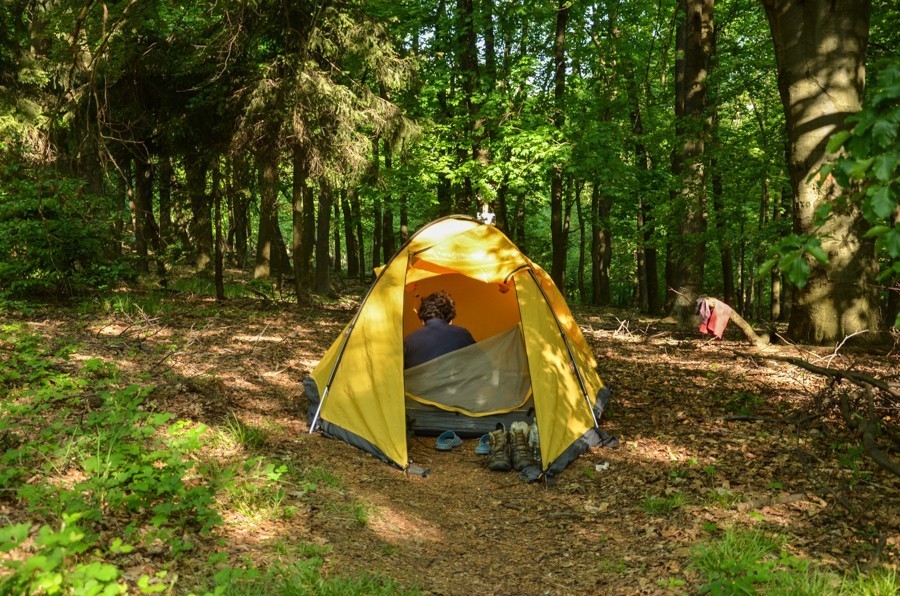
[475,434,491,455]
[435,431,463,451]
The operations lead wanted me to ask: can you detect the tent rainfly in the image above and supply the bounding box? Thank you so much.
[304,215,613,476]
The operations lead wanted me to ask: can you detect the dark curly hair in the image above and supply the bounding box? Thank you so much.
[417,291,456,323]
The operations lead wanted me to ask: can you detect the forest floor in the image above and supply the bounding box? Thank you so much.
[2,278,898,594]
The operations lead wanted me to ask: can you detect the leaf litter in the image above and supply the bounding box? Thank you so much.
[1,292,897,593]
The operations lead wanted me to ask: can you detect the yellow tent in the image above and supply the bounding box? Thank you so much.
[305,215,611,473]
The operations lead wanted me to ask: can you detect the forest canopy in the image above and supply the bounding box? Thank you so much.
[0,0,898,342]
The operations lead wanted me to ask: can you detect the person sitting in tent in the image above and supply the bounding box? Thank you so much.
[403,291,476,369]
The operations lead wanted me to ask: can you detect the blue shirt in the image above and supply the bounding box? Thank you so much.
[403,319,476,369]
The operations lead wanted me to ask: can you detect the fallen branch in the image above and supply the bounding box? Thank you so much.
[839,389,900,477]
[736,351,899,478]
[727,309,770,347]
[736,352,900,399]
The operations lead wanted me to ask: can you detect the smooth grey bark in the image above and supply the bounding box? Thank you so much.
[763,0,880,343]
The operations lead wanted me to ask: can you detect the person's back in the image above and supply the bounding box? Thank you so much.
[403,291,476,369]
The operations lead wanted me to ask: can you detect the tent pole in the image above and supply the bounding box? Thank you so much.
[526,270,600,429]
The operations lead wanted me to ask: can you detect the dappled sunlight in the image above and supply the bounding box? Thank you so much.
[367,504,444,545]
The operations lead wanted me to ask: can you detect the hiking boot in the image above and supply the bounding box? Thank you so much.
[510,427,537,472]
[486,429,512,472]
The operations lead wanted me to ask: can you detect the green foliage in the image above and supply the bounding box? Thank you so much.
[0,326,218,592]
[759,233,829,290]
[0,144,132,299]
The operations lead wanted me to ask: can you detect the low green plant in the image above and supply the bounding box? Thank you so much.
[222,412,268,449]
[641,493,688,514]
[102,293,164,318]
[222,458,297,521]
[703,488,743,509]
[302,466,342,489]
[721,392,764,416]
[207,557,417,596]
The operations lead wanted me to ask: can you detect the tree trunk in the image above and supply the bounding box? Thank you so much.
[230,156,251,269]
[315,182,333,294]
[158,150,173,250]
[382,139,395,263]
[756,178,769,321]
[668,0,713,325]
[771,187,783,320]
[186,159,212,271]
[591,184,612,306]
[300,183,315,285]
[763,0,880,343]
[371,138,382,270]
[575,182,586,304]
[664,0,687,314]
[456,0,481,212]
[351,188,365,277]
[333,197,342,273]
[255,147,279,280]
[132,157,151,275]
[342,189,359,278]
[549,0,569,292]
[213,164,225,301]
[292,146,308,302]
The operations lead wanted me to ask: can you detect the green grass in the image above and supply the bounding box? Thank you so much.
[641,493,689,514]
[170,277,253,299]
[691,528,898,595]
[222,412,268,449]
[209,557,418,595]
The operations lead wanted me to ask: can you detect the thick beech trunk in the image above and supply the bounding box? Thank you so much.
[763,0,880,343]
[668,0,713,325]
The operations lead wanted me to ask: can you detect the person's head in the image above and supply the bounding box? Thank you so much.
[417,291,456,323]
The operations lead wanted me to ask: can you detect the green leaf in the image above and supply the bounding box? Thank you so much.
[805,243,829,264]
[814,202,833,226]
[863,225,891,238]
[869,185,897,219]
[758,258,777,279]
[872,153,898,182]
[883,227,900,259]
[0,523,30,552]
[786,256,810,289]
[826,130,851,153]
[872,118,898,149]
[77,561,121,583]
[849,157,875,179]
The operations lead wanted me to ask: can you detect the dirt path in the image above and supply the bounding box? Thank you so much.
[10,294,899,593]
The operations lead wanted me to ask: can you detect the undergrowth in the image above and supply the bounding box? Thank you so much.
[0,323,409,594]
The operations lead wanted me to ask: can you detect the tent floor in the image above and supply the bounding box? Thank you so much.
[405,399,534,438]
